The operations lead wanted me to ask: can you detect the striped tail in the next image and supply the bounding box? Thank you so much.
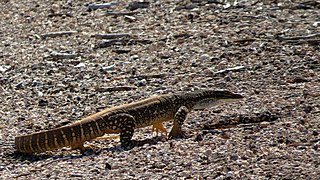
[15,119,105,153]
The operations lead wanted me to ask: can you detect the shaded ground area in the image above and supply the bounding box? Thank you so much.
[0,0,319,179]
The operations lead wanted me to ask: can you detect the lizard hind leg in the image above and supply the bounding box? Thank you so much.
[108,113,139,149]
[169,106,189,139]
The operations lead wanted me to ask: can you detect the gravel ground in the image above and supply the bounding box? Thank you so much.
[1,0,320,179]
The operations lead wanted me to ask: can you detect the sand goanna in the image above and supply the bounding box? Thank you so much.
[15,90,243,153]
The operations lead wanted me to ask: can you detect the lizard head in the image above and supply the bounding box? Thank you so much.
[192,90,243,110]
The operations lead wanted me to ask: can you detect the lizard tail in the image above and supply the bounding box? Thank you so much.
[15,119,105,153]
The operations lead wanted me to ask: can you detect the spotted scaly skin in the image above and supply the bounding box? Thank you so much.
[15,90,243,153]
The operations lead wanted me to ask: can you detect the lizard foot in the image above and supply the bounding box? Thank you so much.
[152,122,168,138]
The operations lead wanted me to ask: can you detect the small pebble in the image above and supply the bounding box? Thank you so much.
[102,64,116,71]
[230,154,239,161]
[226,171,233,178]
[105,163,112,170]
[38,99,48,106]
[312,130,319,136]
[200,54,211,61]
[75,63,86,68]
[131,55,139,60]
[260,121,270,128]
[203,68,213,76]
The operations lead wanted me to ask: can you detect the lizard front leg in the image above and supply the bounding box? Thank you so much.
[169,106,189,139]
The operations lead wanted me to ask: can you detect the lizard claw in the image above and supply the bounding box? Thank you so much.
[152,122,168,138]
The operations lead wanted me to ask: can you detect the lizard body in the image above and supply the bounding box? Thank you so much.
[15,90,243,153]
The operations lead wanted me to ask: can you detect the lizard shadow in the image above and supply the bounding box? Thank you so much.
[105,136,166,152]
[8,150,94,163]
[8,136,165,163]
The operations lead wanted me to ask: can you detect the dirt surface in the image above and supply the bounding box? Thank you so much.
[1,0,320,179]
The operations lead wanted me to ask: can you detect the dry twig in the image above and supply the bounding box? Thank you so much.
[105,11,138,16]
[49,51,79,59]
[88,2,118,10]
[95,86,136,92]
[41,31,77,39]
[128,74,166,79]
[214,66,245,74]
[92,33,131,39]
[97,39,152,48]
[203,111,279,130]
[127,1,150,11]
[277,32,320,44]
